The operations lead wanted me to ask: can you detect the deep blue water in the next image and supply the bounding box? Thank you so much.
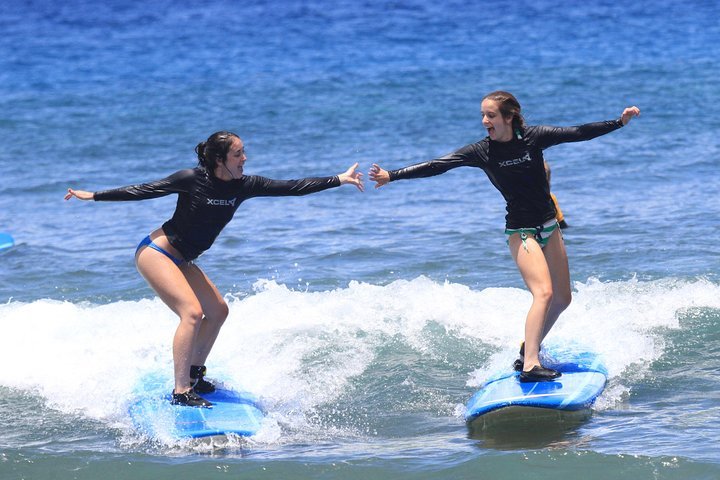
[1,1,719,478]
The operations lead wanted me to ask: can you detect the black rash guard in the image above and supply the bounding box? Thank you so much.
[93,167,341,260]
[388,119,624,229]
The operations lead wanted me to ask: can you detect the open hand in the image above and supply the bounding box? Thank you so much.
[338,163,364,192]
[64,188,94,201]
[369,164,390,189]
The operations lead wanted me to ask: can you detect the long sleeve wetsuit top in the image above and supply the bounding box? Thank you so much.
[93,168,341,260]
[388,120,623,229]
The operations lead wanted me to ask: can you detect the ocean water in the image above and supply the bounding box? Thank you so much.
[1,0,719,478]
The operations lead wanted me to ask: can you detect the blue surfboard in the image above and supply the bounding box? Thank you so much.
[0,233,14,252]
[465,344,607,429]
[129,374,265,440]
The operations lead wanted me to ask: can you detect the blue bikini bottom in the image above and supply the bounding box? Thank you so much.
[136,235,184,266]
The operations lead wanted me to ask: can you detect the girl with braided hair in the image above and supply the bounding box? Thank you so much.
[370,91,639,382]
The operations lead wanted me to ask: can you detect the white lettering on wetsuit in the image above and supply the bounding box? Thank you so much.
[206,198,237,207]
[498,153,531,168]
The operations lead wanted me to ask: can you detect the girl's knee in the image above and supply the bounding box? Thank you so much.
[206,302,229,326]
[181,307,205,328]
[216,302,229,323]
[533,285,554,306]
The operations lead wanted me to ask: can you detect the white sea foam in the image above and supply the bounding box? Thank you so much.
[465,276,720,410]
[1,276,718,440]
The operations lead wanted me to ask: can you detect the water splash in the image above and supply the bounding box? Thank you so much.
[1,275,718,447]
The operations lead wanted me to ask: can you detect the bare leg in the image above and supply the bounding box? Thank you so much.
[540,229,572,340]
[508,234,553,371]
[179,262,229,371]
[135,246,203,394]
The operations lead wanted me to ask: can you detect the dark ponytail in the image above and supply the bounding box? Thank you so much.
[195,131,240,175]
[482,91,526,139]
[195,141,209,167]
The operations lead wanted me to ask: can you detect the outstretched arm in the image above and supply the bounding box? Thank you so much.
[244,162,364,197]
[534,105,642,149]
[64,169,194,203]
[369,145,481,189]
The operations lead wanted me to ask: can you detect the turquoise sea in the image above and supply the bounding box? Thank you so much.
[1,0,719,478]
